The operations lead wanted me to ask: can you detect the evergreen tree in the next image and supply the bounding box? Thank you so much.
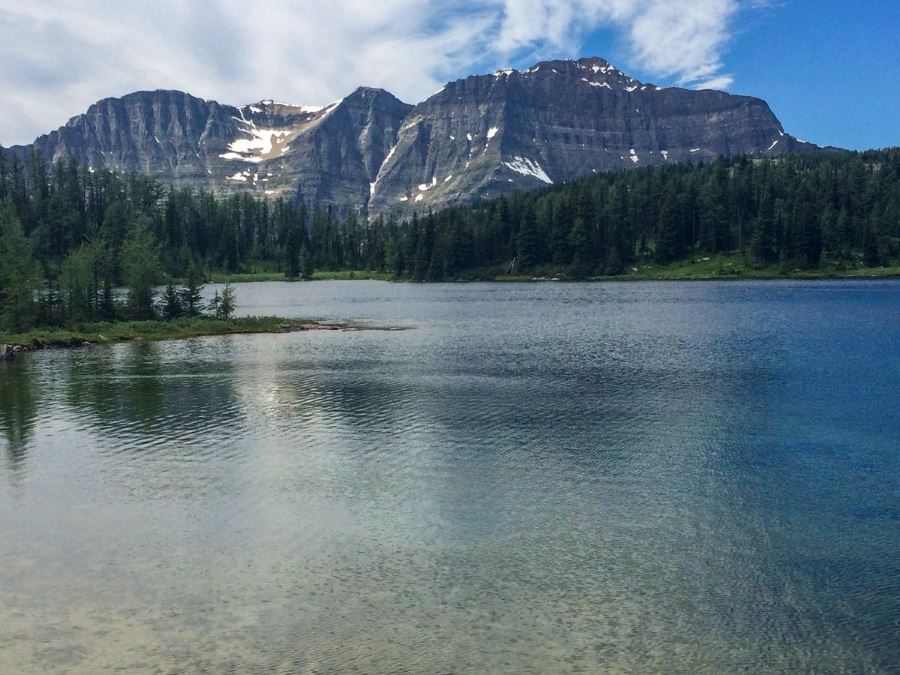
[59,245,96,323]
[86,234,116,319]
[300,246,314,279]
[121,215,161,319]
[385,233,404,279]
[285,223,301,278]
[208,290,221,318]
[0,203,38,331]
[654,187,682,264]
[567,216,590,278]
[412,215,430,281]
[863,214,886,267]
[217,284,236,319]
[604,245,625,276]
[179,262,205,317]
[749,188,778,266]
[516,207,538,270]
[161,281,183,320]
[791,182,823,268]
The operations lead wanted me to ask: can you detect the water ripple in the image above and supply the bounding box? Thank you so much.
[1,280,899,673]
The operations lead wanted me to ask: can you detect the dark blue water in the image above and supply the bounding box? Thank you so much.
[1,280,898,673]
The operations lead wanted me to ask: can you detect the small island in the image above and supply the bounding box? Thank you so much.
[0,316,376,360]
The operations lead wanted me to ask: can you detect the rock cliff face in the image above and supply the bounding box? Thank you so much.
[11,56,817,216]
[14,88,412,210]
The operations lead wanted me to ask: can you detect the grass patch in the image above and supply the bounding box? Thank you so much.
[600,254,762,280]
[0,316,333,350]
[491,255,900,282]
[311,270,394,281]
[199,261,900,284]
[208,271,285,283]
[604,255,900,281]
[493,274,549,282]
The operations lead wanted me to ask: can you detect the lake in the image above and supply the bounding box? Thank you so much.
[1,280,898,673]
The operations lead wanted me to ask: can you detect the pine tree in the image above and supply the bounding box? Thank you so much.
[654,187,682,264]
[121,215,161,319]
[300,246,314,279]
[217,284,236,319]
[179,262,205,317]
[791,182,823,268]
[749,187,778,266]
[604,245,624,276]
[568,216,590,278]
[0,203,38,331]
[412,215,430,281]
[285,223,301,278]
[60,245,95,323]
[161,281,183,320]
[516,207,538,270]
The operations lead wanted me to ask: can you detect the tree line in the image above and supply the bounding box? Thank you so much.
[1,145,899,331]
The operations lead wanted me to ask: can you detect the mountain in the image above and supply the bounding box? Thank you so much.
[11,88,412,210]
[9,56,818,216]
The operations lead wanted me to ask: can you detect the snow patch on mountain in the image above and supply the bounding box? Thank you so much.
[369,144,400,197]
[582,78,612,90]
[503,156,553,184]
[220,126,292,163]
[417,176,438,192]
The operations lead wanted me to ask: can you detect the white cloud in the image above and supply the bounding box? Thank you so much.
[0,1,760,146]
[694,76,736,91]
[494,0,741,89]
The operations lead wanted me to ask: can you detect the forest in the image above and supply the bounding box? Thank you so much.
[1,145,899,332]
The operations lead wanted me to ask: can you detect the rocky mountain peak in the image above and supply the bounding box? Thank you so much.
[11,56,820,217]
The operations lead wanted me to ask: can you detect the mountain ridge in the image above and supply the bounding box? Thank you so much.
[8,56,822,216]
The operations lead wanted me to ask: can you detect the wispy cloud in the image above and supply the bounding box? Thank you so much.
[0,1,762,145]
[494,0,744,88]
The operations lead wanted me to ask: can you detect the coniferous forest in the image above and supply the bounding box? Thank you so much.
[1,146,899,332]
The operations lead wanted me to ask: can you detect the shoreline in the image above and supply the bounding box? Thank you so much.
[0,317,405,361]
[206,271,900,284]
[207,260,900,284]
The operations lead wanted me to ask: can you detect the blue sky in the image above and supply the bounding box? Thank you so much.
[727,1,900,150]
[569,0,900,150]
[1,1,897,150]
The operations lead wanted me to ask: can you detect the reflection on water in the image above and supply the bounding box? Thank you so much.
[0,357,38,473]
[1,280,899,673]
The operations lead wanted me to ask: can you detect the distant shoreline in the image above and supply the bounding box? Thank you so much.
[208,257,900,284]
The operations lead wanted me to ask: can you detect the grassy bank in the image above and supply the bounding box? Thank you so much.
[596,255,900,281]
[498,255,900,282]
[0,316,355,354]
[207,258,900,284]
